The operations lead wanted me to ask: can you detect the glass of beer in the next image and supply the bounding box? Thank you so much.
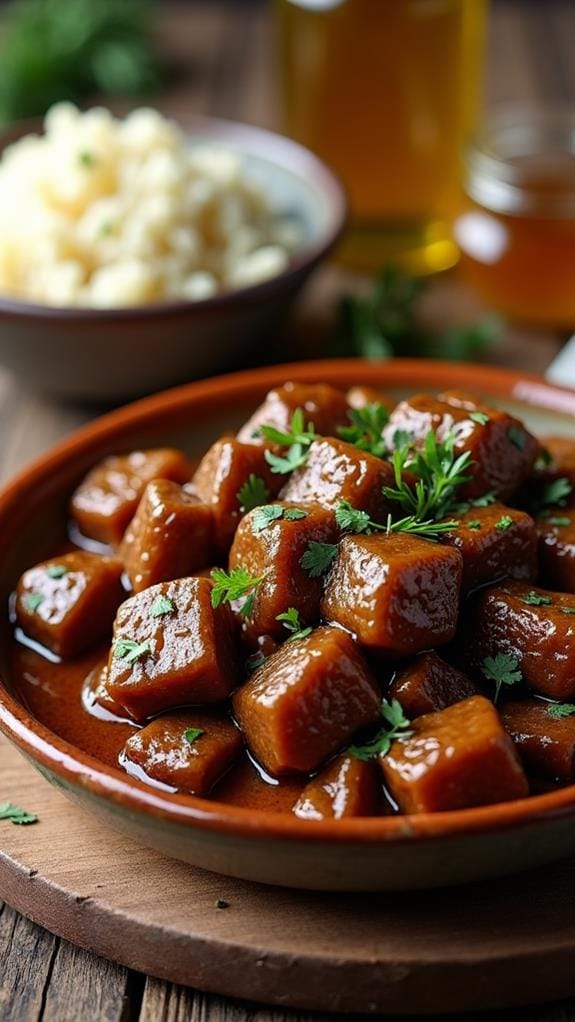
[275,0,488,274]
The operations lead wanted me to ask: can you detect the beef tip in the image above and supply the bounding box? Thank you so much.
[293,754,380,820]
[501,699,575,783]
[237,382,349,444]
[439,503,538,592]
[389,651,477,718]
[536,512,575,593]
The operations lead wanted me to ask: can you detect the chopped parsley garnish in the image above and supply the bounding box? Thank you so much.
[547,516,572,527]
[46,564,69,579]
[150,595,175,617]
[495,515,513,531]
[237,474,270,512]
[210,566,263,617]
[246,651,266,672]
[452,491,496,515]
[547,703,575,720]
[276,607,312,642]
[184,728,204,745]
[335,500,372,534]
[262,409,317,475]
[300,541,338,578]
[24,592,44,613]
[467,520,482,530]
[521,591,553,607]
[113,639,154,665]
[350,699,412,761]
[337,402,389,458]
[537,477,573,510]
[335,499,458,543]
[470,411,489,426]
[251,504,307,534]
[0,801,38,825]
[383,429,473,522]
[561,607,575,616]
[507,425,526,451]
[481,653,522,703]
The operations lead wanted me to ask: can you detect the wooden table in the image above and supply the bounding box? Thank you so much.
[1,2,574,1019]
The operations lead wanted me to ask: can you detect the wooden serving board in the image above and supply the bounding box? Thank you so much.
[1,736,575,1017]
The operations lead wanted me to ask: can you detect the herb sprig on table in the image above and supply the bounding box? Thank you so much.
[0,801,38,825]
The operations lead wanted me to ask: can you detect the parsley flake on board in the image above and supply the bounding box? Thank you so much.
[495,515,514,531]
[150,595,175,617]
[470,411,490,426]
[521,591,553,607]
[337,402,389,458]
[383,429,473,522]
[113,639,154,665]
[300,541,338,578]
[251,504,308,534]
[262,409,317,475]
[210,567,263,617]
[46,564,69,579]
[184,728,204,745]
[24,592,44,613]
[350,699,412,761]
[481,653,522,703]
[276,608,312,642]
[507,425,526,451]
[547,703,575,720]
[237,474,270,513]
[0,801,38,825]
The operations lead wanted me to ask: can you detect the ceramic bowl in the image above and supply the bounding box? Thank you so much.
[0,118,345,402]
[1,359,575,892]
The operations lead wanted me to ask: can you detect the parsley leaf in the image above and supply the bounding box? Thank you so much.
[521,591,553,607]
[262,409,317,475]
[338,402,389,458]
[547,703,575,720]
[113,639,154,665]
[46,564,69,579]
[481,653,522,703]
[561,607,575,616]
[470,411,489,425]
[350,698,412,761]
[237,474,270,512]
[335,500,372,534]
[184,727,204,745]
[383,429,473,521]
[251,504,308,534]
[24,592,44,613]
[386,514,459,541]
[547,516,572,527]
[246,651,266,673]
[150,595,175,617]
[495,515,514,531]
[210,566,263,617]
[538,477,573,510]
[467,519,482,529]
[276,607,313,642]
[508,425,526,451]
[336,499,459,543]
[0,801,38,825]
[300,541,338,578]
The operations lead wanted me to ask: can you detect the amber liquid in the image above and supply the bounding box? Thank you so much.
[276,0,487,273]
[456,153,575,327]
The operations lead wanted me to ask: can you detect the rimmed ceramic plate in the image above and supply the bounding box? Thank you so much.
[1,358,575,892]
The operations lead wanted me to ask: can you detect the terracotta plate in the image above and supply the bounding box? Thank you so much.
[1,358,575,892]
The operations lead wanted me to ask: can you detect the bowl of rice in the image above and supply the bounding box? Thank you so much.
[0,104,346,401]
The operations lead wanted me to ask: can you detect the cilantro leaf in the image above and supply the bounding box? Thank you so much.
[467,519,482,529]
[0,801,38,825]
[338,402,389,458]
[237,474,270,512]
[150,595,175,617]
[24,592,44,613]
[350,698,412,761]
[300,541,338,578]
[538,477,573,509]
[284,508,308,521]
[495,515,514,531]
[335,500,372,534]
[184,728,204,745]
[46,564,69,579]
[521,591,553,607]
[547,703,575,720]
[251,504,308,533]
[470,411,489,425]
[113,639,154,665]
[276,607,313,642]
[210,566,263,617]
[262,410,317,475]
[481,653,522,703]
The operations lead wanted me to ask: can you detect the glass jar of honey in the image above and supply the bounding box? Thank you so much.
[455,109,575,328]
[275,0,487,275]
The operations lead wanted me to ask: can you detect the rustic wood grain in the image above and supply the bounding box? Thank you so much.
[0,2,574,1020]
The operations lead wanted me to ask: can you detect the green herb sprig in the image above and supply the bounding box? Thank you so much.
[547,703,575,720]
[251,504,307,534]
[521,591,553,607]
[337,402,389,458]
[335,499,458,543]
[0,801,38,825]
[184,728,204,745]
[276,607,312,642]
[262,409,317,475]
[237,475,270,513]
[350,699,412,761]
[481,653,522,703]
[383,430,473,522]
[150,595,174,617]
[300,541,339,578]
[210,567,263,617]
[113,638,154,664]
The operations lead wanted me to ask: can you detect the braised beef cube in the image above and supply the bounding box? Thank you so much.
[229,502,338,639]
[501,699,575,783]
[536,513,575,593]
[15,552,124,658]
[468,581,575,700]
[121,712,242,795]
[321,533,462,655]
[439,503,537,592]
[293,754,380,820]
[233,626,380,776]
[237,382,349,444]
[383,392,540,501]
[107,577,238,720]
[120,479,213,594]
[346,386,393,412]
[190,437,280,556]
[71,448,191,547]
[389,652,477,718]
[381,695,528,813]
[279,438,395,522]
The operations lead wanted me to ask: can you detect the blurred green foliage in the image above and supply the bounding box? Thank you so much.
[0,0,163,125]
